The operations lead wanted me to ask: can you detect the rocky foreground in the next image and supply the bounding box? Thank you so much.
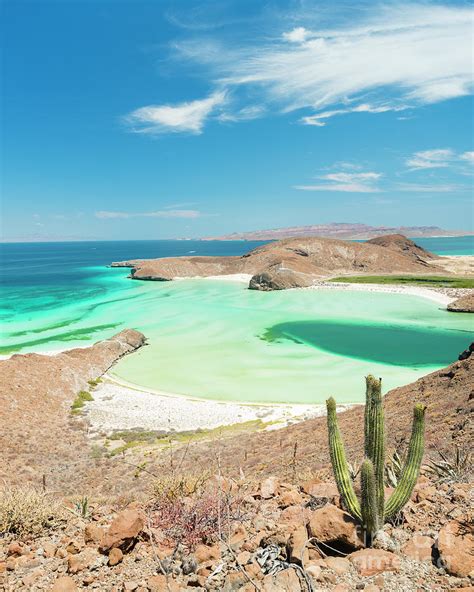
[111,235,447,291]
[1,332,473,590]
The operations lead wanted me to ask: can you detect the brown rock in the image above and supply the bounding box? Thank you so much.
[194,543,221,563]
[43,542,57,558]
[84,523,105,545]
[230,524,247,551]
[249,267,315,291]
[223,570,248,591]
[261,567,302,591]
[303,481,340,505]
[324,556,351,574]
[402,534,434,562]
[279,489,303,508]
[67,548,104,574]
[51,576,78,592]
[437,520,474,577]
[66,540,82,555]
[307,504,363,550]
[287,525,309,565]
[108,547,123,566]
[100,509,145,553]
[332,586,350,592]
[260,476,280,498]
[348,549,401,576]
[7,542,26,557]
[305,563,322,581]
[147,575,181,592]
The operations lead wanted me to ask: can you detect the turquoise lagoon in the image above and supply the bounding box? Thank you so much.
[1,239,473,405]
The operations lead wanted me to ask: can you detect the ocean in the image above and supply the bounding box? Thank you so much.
[1,236,473,404]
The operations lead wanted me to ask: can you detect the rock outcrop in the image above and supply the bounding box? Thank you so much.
[112,235,443,291]
[366,234,439,262]
[447,293,474,313]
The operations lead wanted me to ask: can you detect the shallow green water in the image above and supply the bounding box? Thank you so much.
[108,280,472,404]
[2,241,473,405]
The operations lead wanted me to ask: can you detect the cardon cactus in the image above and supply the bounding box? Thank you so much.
[326,376,426,544]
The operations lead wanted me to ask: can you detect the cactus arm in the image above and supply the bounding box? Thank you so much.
[360,459,379,540]
[384,404,426,520]
[326,397,361,520]
[364,376,385,522]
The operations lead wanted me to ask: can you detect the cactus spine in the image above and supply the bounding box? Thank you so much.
[326,376,426,543]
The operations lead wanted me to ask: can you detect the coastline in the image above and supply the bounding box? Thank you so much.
[85,374,348,435]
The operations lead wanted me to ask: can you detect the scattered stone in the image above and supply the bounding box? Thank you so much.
[348,549,401,576]
[108,547,123,566]
[261,476,280,499]
[51,576,78,592]
[261,567,302,591]
[194,543,221,563]
[68,548,104,574]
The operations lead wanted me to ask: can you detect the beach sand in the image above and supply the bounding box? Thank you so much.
[85,375,343,435]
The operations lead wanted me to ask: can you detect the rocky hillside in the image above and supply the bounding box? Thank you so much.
[0,330,146,492]
[112,235,443,291]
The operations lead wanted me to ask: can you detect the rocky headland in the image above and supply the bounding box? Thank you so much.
[112,234,449,291]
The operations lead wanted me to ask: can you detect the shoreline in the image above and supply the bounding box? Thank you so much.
[85,374,349,435]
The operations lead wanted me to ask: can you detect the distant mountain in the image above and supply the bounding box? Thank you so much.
[203,223,472,241]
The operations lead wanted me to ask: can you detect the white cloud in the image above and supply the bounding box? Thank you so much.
[95,210,202,219]
[172,3,473,128]
[406,149,474,170]
[460,151,474,164]
[282,27,310,43]
[406,149,454,169]
[125,91,227,135]
[295,171,382,193]
[396,183,462,192]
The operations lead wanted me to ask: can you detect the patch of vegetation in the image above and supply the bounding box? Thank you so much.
[87,377,102,388]
[0,487,63,536]
[71,390,94,414]
[329,275,474,288]
[106,420,268,457]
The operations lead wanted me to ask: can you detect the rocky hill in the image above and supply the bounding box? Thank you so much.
[112,235,443,291]
[0,330,146,492]
[203,223,470,241]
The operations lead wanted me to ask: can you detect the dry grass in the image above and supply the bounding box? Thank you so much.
[0,487,64,537]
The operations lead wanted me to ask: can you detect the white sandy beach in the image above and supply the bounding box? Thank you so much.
[85,375,345,435]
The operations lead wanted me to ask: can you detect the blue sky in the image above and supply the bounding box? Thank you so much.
[2,0,473,241]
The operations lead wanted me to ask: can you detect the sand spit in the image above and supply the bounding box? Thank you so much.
[85,375,346,435]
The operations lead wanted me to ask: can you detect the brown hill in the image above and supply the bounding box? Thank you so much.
[366,233,439,262]
[112,235,441,291]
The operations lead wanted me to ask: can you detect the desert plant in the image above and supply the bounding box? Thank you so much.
[0,487,63,536]
[425,445,472,483]
[326,375,426,543]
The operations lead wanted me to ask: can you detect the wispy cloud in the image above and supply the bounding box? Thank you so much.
[165,3,473,131]
[396,183,462,193]
[124,91,227,135]
[95,209,202,219]
[406,149,474,170]
[295,171,382,193]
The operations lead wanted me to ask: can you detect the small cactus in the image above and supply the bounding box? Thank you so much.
[326,376,426,544]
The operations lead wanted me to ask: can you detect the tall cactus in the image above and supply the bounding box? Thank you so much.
[326,376,426,544]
